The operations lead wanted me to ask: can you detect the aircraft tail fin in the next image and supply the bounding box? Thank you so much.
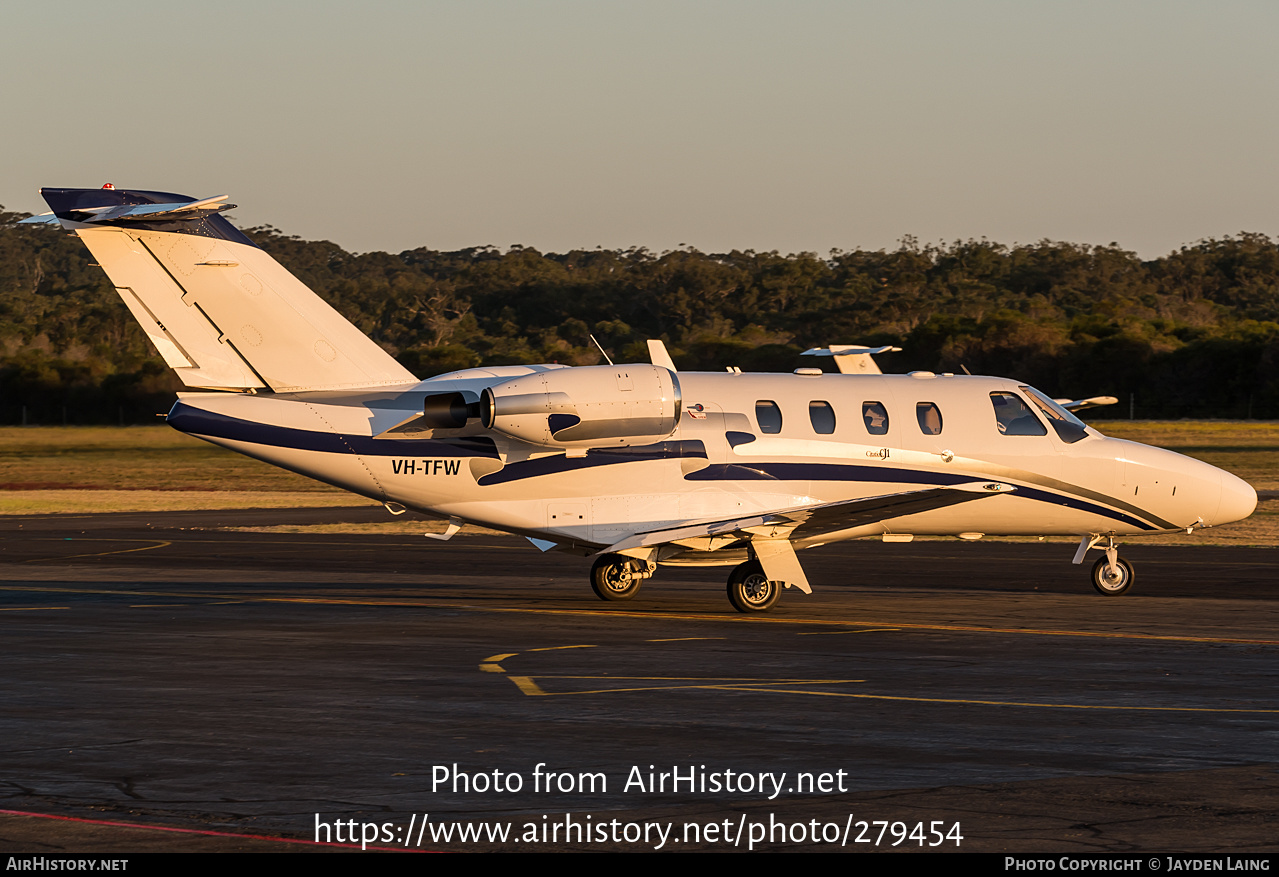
[39,187,418,393]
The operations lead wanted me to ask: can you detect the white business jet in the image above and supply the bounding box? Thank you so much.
[25,187,1258,612]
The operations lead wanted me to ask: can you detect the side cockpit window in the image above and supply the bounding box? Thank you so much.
[862,401,889,435]
[756,400,783,434]
[809,401,836,435]
[990,392,1048,436]
[916,402,943,435]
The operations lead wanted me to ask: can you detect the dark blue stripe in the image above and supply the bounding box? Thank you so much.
[689,461,973,486]
[477,441,707,486]
[687,461,1156,531]
[478,454,626,486]
[548,413,581,436]
[1006,484,1154,530]
[167,402,499,458]
[168,400,1155,531]
[684,464,779,481]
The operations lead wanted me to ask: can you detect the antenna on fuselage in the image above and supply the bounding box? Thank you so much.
[589,334,614,366]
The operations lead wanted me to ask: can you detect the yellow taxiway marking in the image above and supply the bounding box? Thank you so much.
[798,628,901,636]
[0,606,68,612]
[500,673,1279,713]
[507,676,864,697]
[716,689,1279,714]
[647,637,726,642]
[0,584,1275,646]
[21,540,172,564]
[509,676,548,696]
[520,675,863,682]
[527,644,597,652]
[480,652,521,673]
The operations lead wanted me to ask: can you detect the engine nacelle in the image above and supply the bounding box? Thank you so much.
[480,364,682,448]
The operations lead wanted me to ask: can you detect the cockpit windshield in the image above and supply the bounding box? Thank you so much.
[1021,386,1090,443]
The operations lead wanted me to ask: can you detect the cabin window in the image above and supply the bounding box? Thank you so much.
[809,401,836,435]
[862,401,889,435]
[755,400,783,434]
[990,392,1047,436]
[916,402,943,435]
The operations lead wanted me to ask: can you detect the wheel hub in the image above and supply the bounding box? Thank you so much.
[606,565,634,591]
[742,576,772,604]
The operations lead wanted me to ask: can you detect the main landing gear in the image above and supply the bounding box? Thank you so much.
[588,554,785,613]
[589,554,654,601]
[726,560,781,613]
[1075,535,1135,596]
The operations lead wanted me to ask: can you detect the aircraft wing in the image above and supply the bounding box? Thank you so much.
[799,344,902,375]
[602,481,1016,554]
[1054,395,1118,412]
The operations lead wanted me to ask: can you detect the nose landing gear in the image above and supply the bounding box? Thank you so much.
[1074,535,1135,596]
[1090,555,1135,595]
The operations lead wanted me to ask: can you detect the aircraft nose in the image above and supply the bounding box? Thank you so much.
[1213,471,1257,526]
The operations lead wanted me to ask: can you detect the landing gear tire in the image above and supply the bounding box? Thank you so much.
[1091,556,1134,595]
[591,554,643,601]
[727,560,780,613]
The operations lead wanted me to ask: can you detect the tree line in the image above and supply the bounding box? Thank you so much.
[2,207,1277,424]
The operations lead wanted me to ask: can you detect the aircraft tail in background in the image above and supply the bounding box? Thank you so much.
[32,187,418,393]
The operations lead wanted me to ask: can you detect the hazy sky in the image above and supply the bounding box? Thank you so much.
[3,1,1277,257]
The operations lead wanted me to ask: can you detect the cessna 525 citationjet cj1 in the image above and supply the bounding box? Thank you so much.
[24,186,1258,612]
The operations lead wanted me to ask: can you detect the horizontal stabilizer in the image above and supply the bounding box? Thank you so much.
[73,195,235,224]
